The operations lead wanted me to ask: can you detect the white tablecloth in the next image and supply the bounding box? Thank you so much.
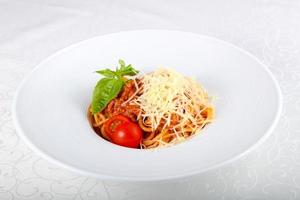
[1,0,300,199]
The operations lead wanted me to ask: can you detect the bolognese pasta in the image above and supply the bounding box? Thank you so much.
[88,60,214,149]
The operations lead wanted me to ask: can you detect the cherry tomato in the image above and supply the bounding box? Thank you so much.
[103,115,130,136]
[110,122,143,148]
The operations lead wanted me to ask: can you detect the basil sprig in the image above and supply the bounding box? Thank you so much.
[91,59,139,114]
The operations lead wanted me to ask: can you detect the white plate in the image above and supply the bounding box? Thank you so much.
[12,30,282,181]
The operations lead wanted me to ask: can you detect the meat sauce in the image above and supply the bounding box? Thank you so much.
[104,80,140,121]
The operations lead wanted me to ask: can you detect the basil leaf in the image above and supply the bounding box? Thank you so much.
[91,78,123,114]
[117,64,139,76]
[95,69,116,78]
[119,59,126,68]
[91,59,139,114]
[117,59,139,76]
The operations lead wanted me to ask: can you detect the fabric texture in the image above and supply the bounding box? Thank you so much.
[0,0,300,199]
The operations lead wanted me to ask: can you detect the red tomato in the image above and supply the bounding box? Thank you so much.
[110,122,143,148]
[103,115,130,136]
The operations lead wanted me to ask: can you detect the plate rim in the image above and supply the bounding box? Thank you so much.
[12,29,283,181]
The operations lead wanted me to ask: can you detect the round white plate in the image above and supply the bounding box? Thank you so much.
[13,30,282,181]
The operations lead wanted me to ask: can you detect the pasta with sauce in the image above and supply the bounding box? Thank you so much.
[88,61,214,149]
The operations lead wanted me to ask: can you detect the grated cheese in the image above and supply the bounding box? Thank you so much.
[132,68,212,133]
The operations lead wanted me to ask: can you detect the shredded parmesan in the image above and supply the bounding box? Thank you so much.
[132,68,212,134]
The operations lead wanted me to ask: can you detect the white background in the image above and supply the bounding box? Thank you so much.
[1,0,300,199]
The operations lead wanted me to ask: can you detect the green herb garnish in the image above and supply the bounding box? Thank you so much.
[91,59,139,114]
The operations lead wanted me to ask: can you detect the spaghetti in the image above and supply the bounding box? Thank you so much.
[88,68,214,149]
